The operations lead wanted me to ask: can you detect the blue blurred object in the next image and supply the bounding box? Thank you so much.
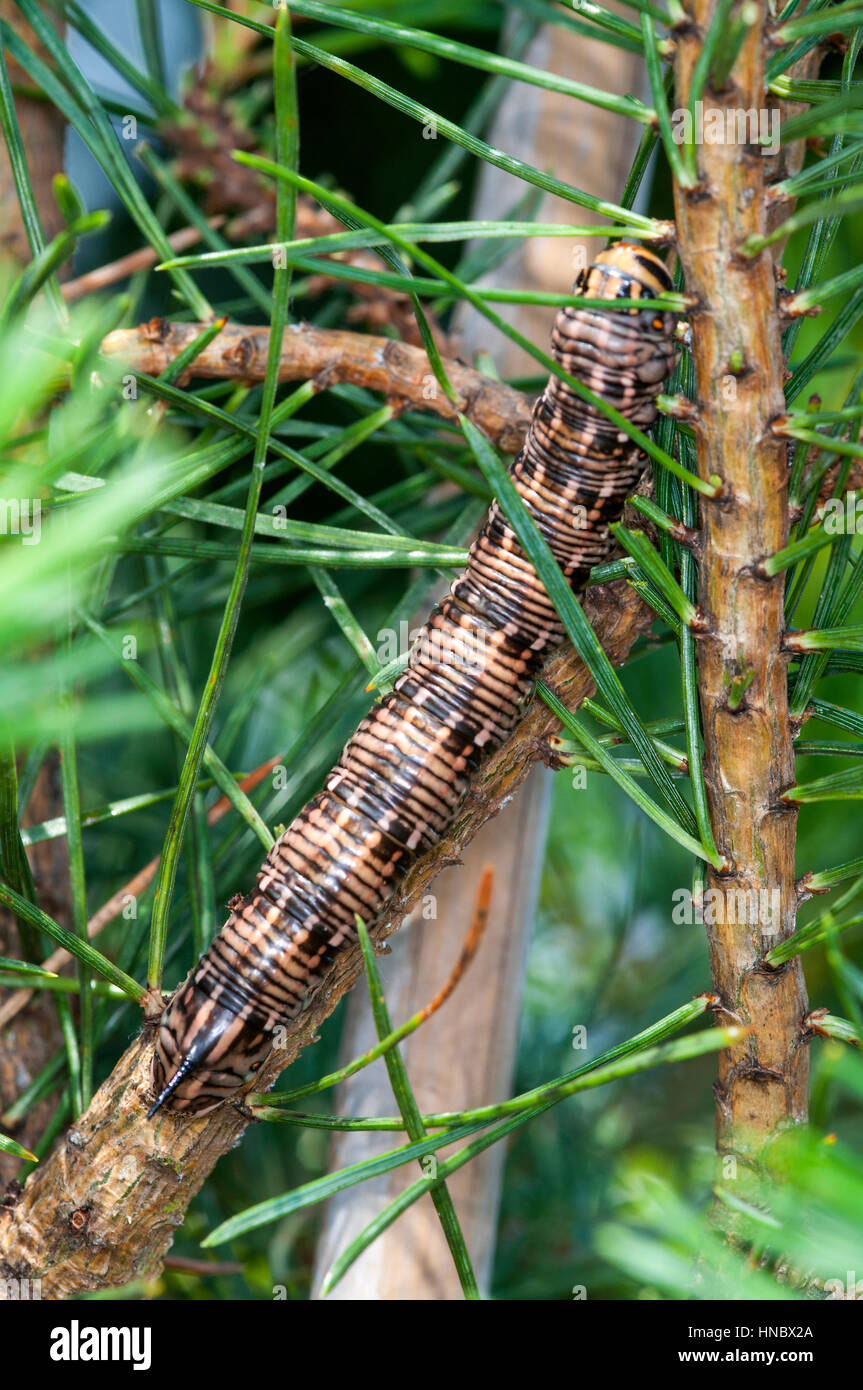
[65,0,201,265]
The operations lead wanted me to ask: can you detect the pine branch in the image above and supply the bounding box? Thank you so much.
[100,319,533,455]
[672,4,810,1203]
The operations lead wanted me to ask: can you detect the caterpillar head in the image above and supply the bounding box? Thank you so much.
[148,978,273,1117]
[577,242,677,342]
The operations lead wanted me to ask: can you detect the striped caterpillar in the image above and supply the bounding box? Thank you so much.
[149,242,677,1117]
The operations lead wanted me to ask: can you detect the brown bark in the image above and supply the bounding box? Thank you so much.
[672,5,809,1192]
[100,320,533,456]
[0,578,656,1298]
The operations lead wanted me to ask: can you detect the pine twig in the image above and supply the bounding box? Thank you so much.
[100,319,533,455]
[672,4,810,1206]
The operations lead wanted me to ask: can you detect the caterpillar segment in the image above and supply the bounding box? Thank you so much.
[148,243,677,1117]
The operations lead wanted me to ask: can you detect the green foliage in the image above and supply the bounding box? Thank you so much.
[597,1049,863,1300]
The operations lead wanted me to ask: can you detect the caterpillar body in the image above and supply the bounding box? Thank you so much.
[149,242,677,1117]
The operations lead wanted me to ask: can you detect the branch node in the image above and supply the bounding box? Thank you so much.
[696,991,722,1012]
[782,629,808,654]
[802,1007,830,1039]
[726,669,755,712]
[659,392,700,421]
[794,871,826,902]
[141,987,166,1020]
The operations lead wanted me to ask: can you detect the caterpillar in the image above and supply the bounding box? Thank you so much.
[149,242,677,1117]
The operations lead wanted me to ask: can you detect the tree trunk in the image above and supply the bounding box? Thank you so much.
[672,2,810,1212]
